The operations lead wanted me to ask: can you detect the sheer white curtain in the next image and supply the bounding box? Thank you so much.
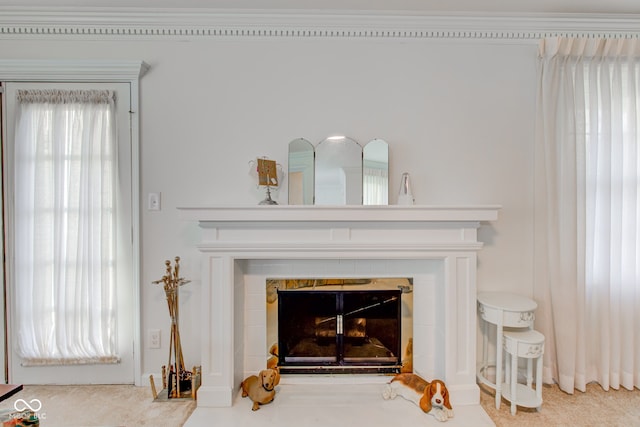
[13,89,120,365]
[363,167,389,205]
[534,37,640,393]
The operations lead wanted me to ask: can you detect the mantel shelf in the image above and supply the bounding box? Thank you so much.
[177,205,501,223]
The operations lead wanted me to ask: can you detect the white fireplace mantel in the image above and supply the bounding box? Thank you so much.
[178,205,500,408]
[178,205,500,223]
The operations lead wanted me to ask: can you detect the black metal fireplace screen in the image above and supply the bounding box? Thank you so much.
[277,289,402,374]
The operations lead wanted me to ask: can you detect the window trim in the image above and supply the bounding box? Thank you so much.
[0,59,147,386]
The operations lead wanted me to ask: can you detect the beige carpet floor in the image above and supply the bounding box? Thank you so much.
[0,384,196,427]
[0,381,637,426]
[480,382,640,426]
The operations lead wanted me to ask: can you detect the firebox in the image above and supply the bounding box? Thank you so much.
[277,289,402,374]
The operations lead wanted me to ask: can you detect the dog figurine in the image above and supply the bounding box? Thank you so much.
[240,369,278,411]
[266,343,281,387]
[400,338,414,373]
[382,373,454,422]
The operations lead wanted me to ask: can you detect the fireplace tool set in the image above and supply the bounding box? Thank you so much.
[150,256,201,400]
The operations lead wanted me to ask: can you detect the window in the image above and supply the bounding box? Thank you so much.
[535,38,640,392]
[2,78,140,384]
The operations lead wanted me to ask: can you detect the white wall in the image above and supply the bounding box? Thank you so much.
[0,33,538,382]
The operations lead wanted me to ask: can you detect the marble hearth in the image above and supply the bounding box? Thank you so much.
[178,205,500,408]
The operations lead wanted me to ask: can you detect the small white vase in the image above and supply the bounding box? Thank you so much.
[397,172,415,205]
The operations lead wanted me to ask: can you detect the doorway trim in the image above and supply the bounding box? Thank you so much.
[0,59,149,385]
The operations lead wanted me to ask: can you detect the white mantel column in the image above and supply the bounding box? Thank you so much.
[195,255,236,406]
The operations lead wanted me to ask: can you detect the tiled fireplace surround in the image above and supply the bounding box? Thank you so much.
[178,205,500,409]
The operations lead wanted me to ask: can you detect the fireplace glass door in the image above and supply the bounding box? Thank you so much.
[277,289,401,373]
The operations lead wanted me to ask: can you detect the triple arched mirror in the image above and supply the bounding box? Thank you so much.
[288,136,389,205]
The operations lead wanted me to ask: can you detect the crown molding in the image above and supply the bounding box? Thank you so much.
[1,7,639,41]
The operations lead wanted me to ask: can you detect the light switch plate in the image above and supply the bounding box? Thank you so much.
[148,192,161,211]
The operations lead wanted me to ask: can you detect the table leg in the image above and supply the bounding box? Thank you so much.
[482,318,489,379]
[495,314,503,409]
[510,351,517,415]
[536,354,543,410]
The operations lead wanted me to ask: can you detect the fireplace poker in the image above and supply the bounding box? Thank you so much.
[315,296,399,325]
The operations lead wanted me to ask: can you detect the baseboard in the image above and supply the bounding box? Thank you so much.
[141,372,163,390]
[448,383,481,406]
[195,385,234,407]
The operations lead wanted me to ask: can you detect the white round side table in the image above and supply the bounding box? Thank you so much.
[477,292,537,409]
[502,329,545,415]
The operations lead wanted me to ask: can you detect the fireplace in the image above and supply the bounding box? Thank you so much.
[272,278,409,374]
[178,205,500,408]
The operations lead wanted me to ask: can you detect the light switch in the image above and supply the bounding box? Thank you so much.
[148,192,161,211]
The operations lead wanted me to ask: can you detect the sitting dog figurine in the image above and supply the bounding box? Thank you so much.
[382,373,454,422]
[240,369,278,411]
[266,343,281,387]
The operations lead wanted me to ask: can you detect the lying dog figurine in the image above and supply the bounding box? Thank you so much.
[240,369,278,411]
[382,373,454,422]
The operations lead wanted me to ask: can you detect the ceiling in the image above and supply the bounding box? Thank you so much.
[1,0,640,15]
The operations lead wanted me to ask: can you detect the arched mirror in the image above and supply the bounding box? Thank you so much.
[287,138,315,205]
[315,136,362,205]
[363,139,389,205]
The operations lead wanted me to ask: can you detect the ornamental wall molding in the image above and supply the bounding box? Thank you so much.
[1,8,640,41]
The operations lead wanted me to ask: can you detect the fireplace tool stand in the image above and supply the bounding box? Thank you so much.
[149,256,201,401]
